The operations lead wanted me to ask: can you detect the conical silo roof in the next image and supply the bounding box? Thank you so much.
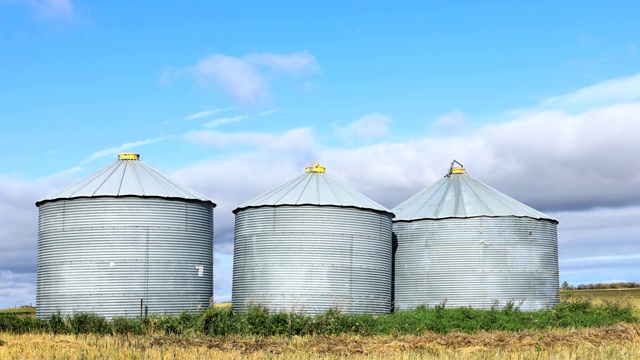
[233,163,392,215]
[392,160,556,222]
[36,153,215,206]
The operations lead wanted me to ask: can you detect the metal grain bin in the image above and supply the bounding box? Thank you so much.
[232,163,394,314]
[35,153,215,318]
[392,161,559,311]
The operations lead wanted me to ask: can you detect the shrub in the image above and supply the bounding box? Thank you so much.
[201,307,240,336]
[111,316,145,336]
[0,314,21,333]
[48,311,70,334]
[69,312,110,335]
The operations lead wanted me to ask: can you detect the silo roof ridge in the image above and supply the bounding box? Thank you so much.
[233,168,392,215]
[36,155,215,206]
[392,166,556,222]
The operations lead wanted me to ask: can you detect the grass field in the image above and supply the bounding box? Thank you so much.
[0,306,35,315]
[1,290,639,359]
[562,288,640,307]
[1,324,639,359]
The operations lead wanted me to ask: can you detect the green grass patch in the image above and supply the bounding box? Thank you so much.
[1,298,638,336]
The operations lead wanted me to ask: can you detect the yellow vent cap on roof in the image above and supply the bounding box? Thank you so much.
[118,153,140,160]
[305,162,326,173]
[448,159,466,174]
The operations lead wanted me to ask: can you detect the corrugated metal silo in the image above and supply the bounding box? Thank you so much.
[232,163,394,314]
[35,153,215,318]
[392,160,559,311]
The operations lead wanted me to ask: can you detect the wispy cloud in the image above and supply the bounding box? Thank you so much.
[184,108,232,120]
[260,108,282,117]
[561,254,640,263]
[430,109,467,134]
[244,52,320,75]
[203,116,248,128]
[81,137,166,164]
[192,54,267,105]
[184,51,319,105]
[184,127,316,152]
[541,72,640,110]
[333,113,392,141]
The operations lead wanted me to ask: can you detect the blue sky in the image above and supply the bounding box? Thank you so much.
[1,1,640,307]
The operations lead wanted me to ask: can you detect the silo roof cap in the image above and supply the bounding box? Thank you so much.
[233,162,392,215]
[392,160,556,222]
[36,153,215,207]
[118,153,139,160]
[305,162,325,173]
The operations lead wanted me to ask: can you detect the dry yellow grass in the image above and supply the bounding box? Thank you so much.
[561,288,640,309]
[2,324,640,359]
[213,301,232,308]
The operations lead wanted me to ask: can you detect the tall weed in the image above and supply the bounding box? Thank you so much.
[0,298,637,337]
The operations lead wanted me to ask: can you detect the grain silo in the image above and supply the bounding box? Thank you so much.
[392,160,558,311]
[35,153,215,318]
[232,163,393,314]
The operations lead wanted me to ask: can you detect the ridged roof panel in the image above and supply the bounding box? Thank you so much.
[392,165,555,222]
[233,168,392,215]
[36,155,214,206]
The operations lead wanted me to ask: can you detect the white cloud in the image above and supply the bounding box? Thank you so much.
[260,108,282,117]
[180,101,640,223]
[184,127,317,153]
[203,116,247,128]
[81,137,166,164]
[5,75,640,305]
[333,113,392,141]
[551,205,640,260]
[244,51,320,75]
[186,52,319,105]
[430,109,467,134]
[541,72,640,110]
[476,103,640,211]
[562,254,640,263]
[0,271,36,308]
[174,99,640,301]
[0,170,80,308]
[192,54,268,105]
[184,108,230,120]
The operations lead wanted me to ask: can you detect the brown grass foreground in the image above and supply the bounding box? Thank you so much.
[1,323,639,359]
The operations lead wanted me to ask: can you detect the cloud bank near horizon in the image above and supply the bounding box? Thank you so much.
[2,73,640,306]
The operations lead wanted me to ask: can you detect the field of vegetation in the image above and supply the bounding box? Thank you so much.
[0,306,35,315]
[1,290,639,359]
[563,287,640,307]
[2,326,640,359]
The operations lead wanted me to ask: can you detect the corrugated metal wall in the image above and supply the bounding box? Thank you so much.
[37,197,213,318]
[232,205,392,314]
[394,217,558,311]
